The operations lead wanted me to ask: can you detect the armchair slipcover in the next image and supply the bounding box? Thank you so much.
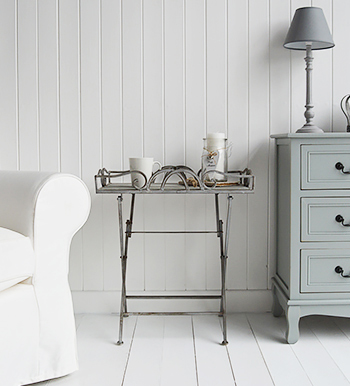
[0,171,91,386]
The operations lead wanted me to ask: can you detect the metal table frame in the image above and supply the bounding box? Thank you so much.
[95,167,254,345]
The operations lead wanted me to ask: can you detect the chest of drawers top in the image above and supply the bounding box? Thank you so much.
[271,133,350,139]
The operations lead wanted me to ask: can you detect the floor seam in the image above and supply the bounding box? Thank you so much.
[191,316,200,386]
[121,316,138,386]
[245,313,276,386]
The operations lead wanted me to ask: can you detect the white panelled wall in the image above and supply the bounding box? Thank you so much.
[0,0,348,312]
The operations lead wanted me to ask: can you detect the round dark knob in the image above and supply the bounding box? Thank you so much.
[335,162,350,174]
[336,214,345,223]
[335,162,344,170]
[335,266,344,274]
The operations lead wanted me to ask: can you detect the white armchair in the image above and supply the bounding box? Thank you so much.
[0,171,90,386]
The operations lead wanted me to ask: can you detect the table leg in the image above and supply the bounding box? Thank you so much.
[117,255,127,345]
[215,194,224,315]
[123,194,136,314]
[220,195,233,346]
[220,255,228,345]
[117,195,125,345]
[116,194,136,345]
[116,193,233,346]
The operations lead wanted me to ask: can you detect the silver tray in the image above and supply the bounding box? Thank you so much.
[95,166,255,195]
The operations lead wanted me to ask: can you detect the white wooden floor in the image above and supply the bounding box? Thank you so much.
[34,313,350,386]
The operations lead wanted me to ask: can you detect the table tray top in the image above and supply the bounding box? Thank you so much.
[95,166,255,195]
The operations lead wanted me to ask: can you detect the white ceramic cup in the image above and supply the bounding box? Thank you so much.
[129,157,161,189]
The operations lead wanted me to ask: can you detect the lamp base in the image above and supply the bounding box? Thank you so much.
[296,124,324,133]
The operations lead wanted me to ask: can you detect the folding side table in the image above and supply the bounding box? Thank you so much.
[95,167,254,345]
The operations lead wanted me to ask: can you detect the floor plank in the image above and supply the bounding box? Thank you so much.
[192,315,235,386]
[247,313,312,386]
[305,316,350,384]
[29,313,350,386]
[160,317,198,386]
[281,316,350,386]
[225,314,274,386]
[123,316,197,386]
[122,316,164,386]
[47,314,137,386]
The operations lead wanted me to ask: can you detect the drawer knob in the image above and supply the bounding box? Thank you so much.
[335,162,350,174]
[335,266,350,278]
[335,214,350,227]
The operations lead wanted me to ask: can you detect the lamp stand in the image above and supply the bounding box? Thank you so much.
[296,44,323,133]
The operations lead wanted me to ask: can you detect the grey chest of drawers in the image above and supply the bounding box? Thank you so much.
[271,133,350,343]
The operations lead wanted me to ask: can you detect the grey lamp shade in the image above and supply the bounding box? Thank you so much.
[284,7,334,50]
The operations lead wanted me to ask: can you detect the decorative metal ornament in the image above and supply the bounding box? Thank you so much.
[95,166,255,193]
[340,94,350,132]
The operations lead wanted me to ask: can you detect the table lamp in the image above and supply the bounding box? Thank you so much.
[284,7,334,133]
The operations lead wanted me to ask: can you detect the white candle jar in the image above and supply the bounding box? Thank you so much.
[201,133,228,182]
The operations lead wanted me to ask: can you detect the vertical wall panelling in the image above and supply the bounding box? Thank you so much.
[3,0,350,310]
[205,193,220,290]
[80,0,104,290]
[38,0,60,172]
[144,191,166,292]
[143,0,166,291]
[187,0,207,291]
[185,193,206,291]
[290,0,312,132]
[333,0,350,132]
[163,1,194,290]
[163,0,187,291]
[127,194,145,291]
[164,0,185,165]
[312,0,332,132]
[0,0,17,170]
[184,0,209,291]
[247,0,270,290]
[185,0,205,171]
[269,0,291,137]
[206,0,226,133]
[226,0,249,290]
[164,195,186,291]
[122,0,143,161]
[205,0,227,290]
[268,0,291,288]
[59,0,81,177]
[18,0,39,171]
[59,0,83,290]
[101,0,122,291]
[122,0,145,291]
[184,0,207,291]
[143,0,163,162]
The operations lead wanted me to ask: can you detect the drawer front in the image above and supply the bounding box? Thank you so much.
[301,249,350,293]
[301,145,350,190]
[301,197,350,242]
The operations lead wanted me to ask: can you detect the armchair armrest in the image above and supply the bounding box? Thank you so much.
[0,171,54,239]
[0,171,91,284]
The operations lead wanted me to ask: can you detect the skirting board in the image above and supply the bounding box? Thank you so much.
[72,290,273,314]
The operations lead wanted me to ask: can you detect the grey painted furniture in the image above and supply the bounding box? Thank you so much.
[271,133,350,343]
